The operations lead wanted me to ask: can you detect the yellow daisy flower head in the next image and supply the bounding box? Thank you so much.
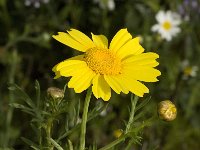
[52,29,161,101]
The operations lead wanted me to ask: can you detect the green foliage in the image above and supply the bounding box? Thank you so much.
[5,81,152,149]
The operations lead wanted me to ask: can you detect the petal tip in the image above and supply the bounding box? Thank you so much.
[103,98,110,101]
[54,75,60,79]
[52,35,57,39]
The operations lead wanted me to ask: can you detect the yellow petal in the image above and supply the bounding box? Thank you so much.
[67,29,95,49]
[109,29,132,52]
[52,63,59,72]
[106,75,129,94]
[91,33,108,48]
[52,55,89,78]
[92,75,111,101]
[121,75,149,97]
[54,71,61,79]
[116,37,144,59]
[124,66,161,82]
[114,76,129,94]
[68,68,95,93]
[122,52,159,67]
[104,75,120,94]
[52,32,88,52]
[122,52,159,64]
[59,63,88,77]
[104,75,129,94]
[124,60,159,67]
[53,55,84,72]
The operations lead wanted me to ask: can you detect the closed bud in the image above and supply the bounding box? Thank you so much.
[47,87,64,101]
[113,129,123,138]
[158,100,177,121]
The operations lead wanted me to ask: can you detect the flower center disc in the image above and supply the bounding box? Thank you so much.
[162,21,172,30]
[84,47,122,75]
[184,67,192,75]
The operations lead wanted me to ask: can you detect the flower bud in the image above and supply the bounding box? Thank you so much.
[113,129,123,138]
[47,87,64,101]
[158,100,177,121]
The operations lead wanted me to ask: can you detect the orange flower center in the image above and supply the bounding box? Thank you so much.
[84,47,122,75]
[184,67,192,76]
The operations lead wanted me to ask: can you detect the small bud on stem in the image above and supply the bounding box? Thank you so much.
[158,100,177,121]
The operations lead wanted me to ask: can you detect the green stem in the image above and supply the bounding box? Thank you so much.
[0,0,11,28]
[79,88,92,150]
[5,36,39,50]
[99,134,128,150]
[124,139,134,150]
[58,103,106,141]
[98,95,139,150]
[46,118,54,150]
[125,95,138,134]
[4,50,18,147]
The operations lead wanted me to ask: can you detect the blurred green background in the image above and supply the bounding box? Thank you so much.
[0,0,200,149]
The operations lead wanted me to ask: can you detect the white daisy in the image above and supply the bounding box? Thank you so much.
[184,66,198,77]
[25,0,49,8]
[181,60,198,79]
[94,0,115,11]
[151,10,181,41]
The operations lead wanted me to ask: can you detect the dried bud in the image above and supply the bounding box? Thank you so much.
[47,87,64,101]
[158,100,177,121]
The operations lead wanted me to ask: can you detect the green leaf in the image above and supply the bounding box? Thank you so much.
[9,103,32,111]
[48,138,64,150]
[63,83,68,94]
[67,139,74,150]
[74,98,80,125]
[135,97,151,112]
[21,109,35,116]
[133,112,145,122]
[9,103,35,116]
[21,137,40,150]
[35,80,41,108]
[8,84,36,109]
[144,0,160,11]
[91,141,97,150]
[88,101,107,120]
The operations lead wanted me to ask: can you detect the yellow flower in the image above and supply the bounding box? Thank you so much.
[52,29,161,101]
